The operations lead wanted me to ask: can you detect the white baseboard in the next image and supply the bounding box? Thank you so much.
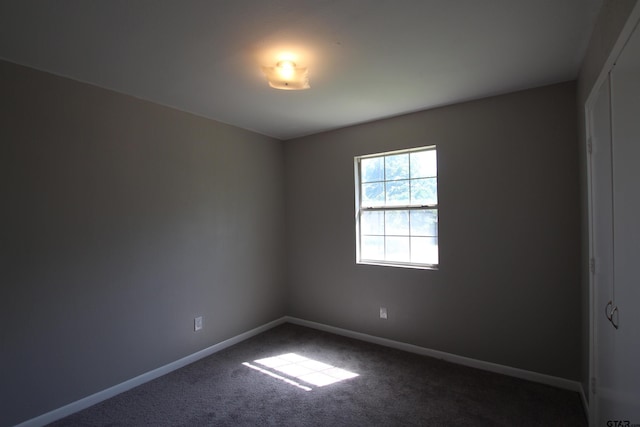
[285,316,584,394]
[18,315,586,426]
[16,317,287,427]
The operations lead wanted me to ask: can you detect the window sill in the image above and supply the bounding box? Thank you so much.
[356,260,439,271]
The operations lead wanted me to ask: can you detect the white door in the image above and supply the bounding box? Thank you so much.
[589,18,640,425]
[608,17,640,421]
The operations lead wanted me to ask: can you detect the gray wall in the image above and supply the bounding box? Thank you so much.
[576,0,638,401]
[284,82,581,381]
[0,60,286,427]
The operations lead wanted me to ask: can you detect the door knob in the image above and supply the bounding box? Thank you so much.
[605,300,619,329]
[606,300,613,321]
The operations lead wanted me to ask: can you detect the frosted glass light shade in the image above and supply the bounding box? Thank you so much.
[262,61,310,90]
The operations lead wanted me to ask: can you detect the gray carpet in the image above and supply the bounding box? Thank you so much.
[49,323,586,426]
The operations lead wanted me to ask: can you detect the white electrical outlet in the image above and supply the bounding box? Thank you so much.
[194,316,203,331]
[380,307,388,319]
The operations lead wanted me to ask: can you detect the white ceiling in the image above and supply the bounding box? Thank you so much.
[0,0,602,140]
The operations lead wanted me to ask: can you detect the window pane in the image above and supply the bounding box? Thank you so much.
[385,154,409,180]
[361,211,384,235]
[361,236,384,260]
[362,182,385,206]
[386,236,410,262]
[356,146,438,268]
[411,237,438,264]
[410,177,437,205]
[386,180,410,205]
[385,210,409,235]
[410,210,437,236]
[361,157,384,183]
[410,150,437,178]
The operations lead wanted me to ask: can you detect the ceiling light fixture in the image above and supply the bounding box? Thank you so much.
[262,60,310,90]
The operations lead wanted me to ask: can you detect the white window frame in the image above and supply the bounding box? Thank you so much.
[354,145,438,270]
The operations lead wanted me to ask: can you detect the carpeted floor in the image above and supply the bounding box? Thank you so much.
[49,323,586,426]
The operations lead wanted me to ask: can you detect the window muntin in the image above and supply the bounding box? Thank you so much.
[355,146,438,269]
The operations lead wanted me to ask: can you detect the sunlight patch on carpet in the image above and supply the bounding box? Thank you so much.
[243,353,359,390]
[243,362,312,391]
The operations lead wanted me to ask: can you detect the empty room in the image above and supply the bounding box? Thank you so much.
[1,1,639,426]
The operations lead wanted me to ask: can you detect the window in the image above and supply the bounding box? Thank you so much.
[354,146,438,269]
